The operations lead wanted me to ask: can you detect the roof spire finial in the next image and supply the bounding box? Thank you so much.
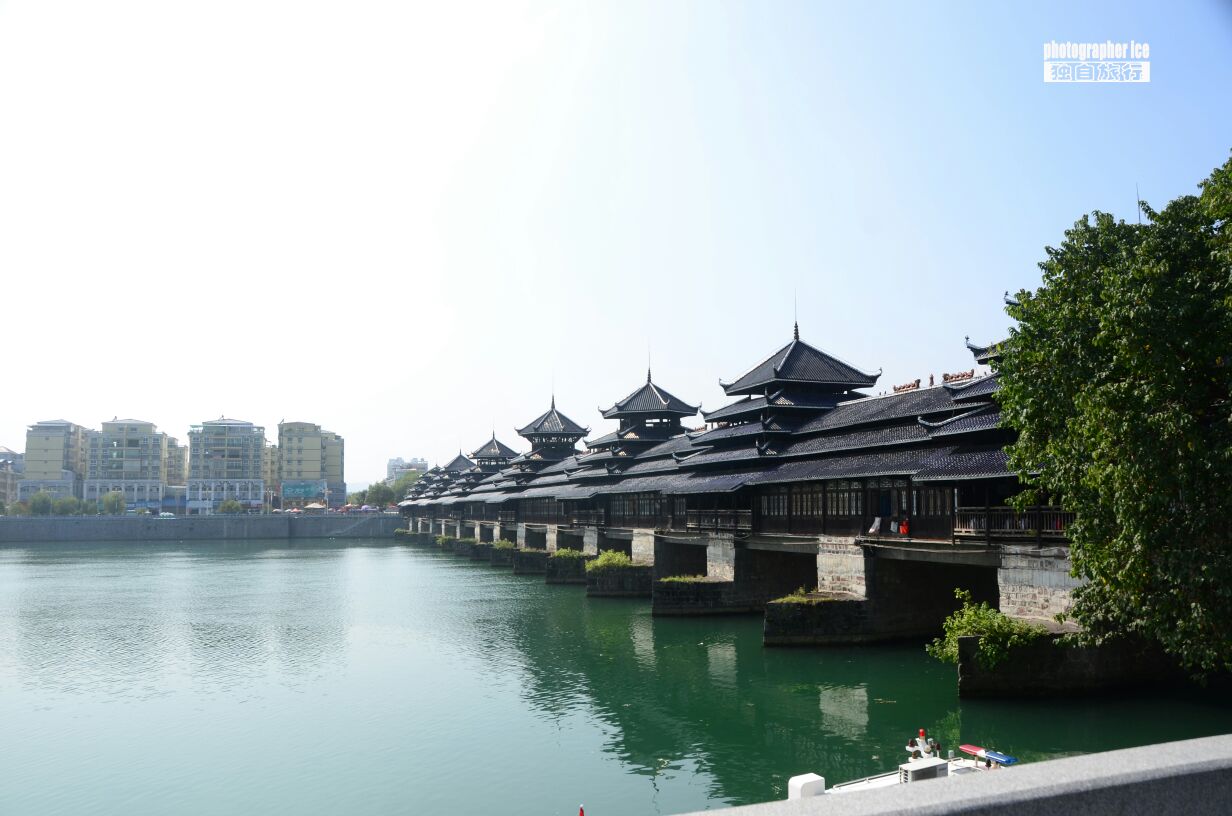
[648,343,652,383]
[793,291,799,340]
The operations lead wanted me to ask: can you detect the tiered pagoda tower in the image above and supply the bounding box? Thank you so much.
[470,435,519,473]
[584,369,698,471]
[686,323,880,465]
[512,397,589,469]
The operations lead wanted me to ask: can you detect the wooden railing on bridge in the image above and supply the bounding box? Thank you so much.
[566,510,606,527]
[953,506,1073,541]
[686,509,753,532]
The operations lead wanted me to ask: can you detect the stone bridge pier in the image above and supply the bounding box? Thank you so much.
[764,538,1070,645]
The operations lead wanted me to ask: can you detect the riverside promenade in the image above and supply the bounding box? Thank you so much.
[0,513,401,543]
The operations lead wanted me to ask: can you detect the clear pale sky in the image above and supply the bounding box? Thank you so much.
[1,1,1230,488]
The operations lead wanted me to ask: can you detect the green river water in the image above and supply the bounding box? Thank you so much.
[1,539,1229,815]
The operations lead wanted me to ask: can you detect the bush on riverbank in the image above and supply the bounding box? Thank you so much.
[435,535,456,546]
[585,550,634,573]
[492,539,515,550]
[549,548,584,559]
[394,529,410,537]
[458,537,478,545]
[657,574,712,584]
[927,589,1048,668]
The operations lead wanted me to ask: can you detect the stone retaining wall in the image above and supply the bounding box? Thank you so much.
[957,634,1182,697]
[0,514,401,543]
[653,579,759,616]
[545,554,590,584]
[586,565,653,598]
[512,549,548,575]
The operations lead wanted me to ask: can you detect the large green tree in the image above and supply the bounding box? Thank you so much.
[218,499,243,514]
[29,491,53,516]
[364,482,395,507]
[101,491,126,515]
[998,154,1232,674]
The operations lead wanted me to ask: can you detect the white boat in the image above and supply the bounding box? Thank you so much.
[788,730,1018,800]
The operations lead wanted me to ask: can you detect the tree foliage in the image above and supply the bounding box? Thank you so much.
[29,491,53,516]
[927,590,1047,668]
[101,491,126,515]
[363,482,395,507]
[998,154,1232,675]
[52,497,84,516]
[218,499,243,514]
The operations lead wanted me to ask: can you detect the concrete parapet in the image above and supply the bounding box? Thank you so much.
[675,734,1232,816]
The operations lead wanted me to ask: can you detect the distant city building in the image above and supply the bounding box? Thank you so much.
[19,419,90,500]
[84,419,169,509]
[0,459,19,510]
[278,421,345,508]
[186,418,266,514]
[262,443,280,507]
[0,446,24,474]
[386,456,428,483]
[164,436,188,486]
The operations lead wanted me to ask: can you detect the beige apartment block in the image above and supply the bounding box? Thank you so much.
[84,419,168,510]
[278,421,345,508]
[263,443,280,507]
[186,418,265,514]
[19,419,90,500]
[164,436,188,487]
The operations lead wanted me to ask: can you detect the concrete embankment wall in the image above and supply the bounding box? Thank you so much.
[0,514,401,543]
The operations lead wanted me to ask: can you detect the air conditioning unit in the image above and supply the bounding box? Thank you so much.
[900,757,949,783]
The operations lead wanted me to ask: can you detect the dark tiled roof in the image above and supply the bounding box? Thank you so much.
[912,446,1011,481]
[948,373,1000,401]
[923,405,1002,437]
[585,430,622,448]
[690,422,791,445]
[601,374,699,418]
[471,436,519,459]
[797,386,973,434]
[780,422,932,457]
[442,453,475,472]
[748,447,954,485]
[701,396,768,421]
[966,338,1005,366]
[635,435,700,460]
[678,446,774,466]
[720,332,879,394]
[516,400,589,437]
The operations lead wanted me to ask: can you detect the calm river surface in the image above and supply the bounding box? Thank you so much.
[1,539,1230,815]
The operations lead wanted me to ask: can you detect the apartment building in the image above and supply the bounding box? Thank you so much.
[263,443,279,507]
[83,419,168,509]
[164,437,188,487]
[278,421,345,508]
[19,419,90,500]
[186,418,265,514]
